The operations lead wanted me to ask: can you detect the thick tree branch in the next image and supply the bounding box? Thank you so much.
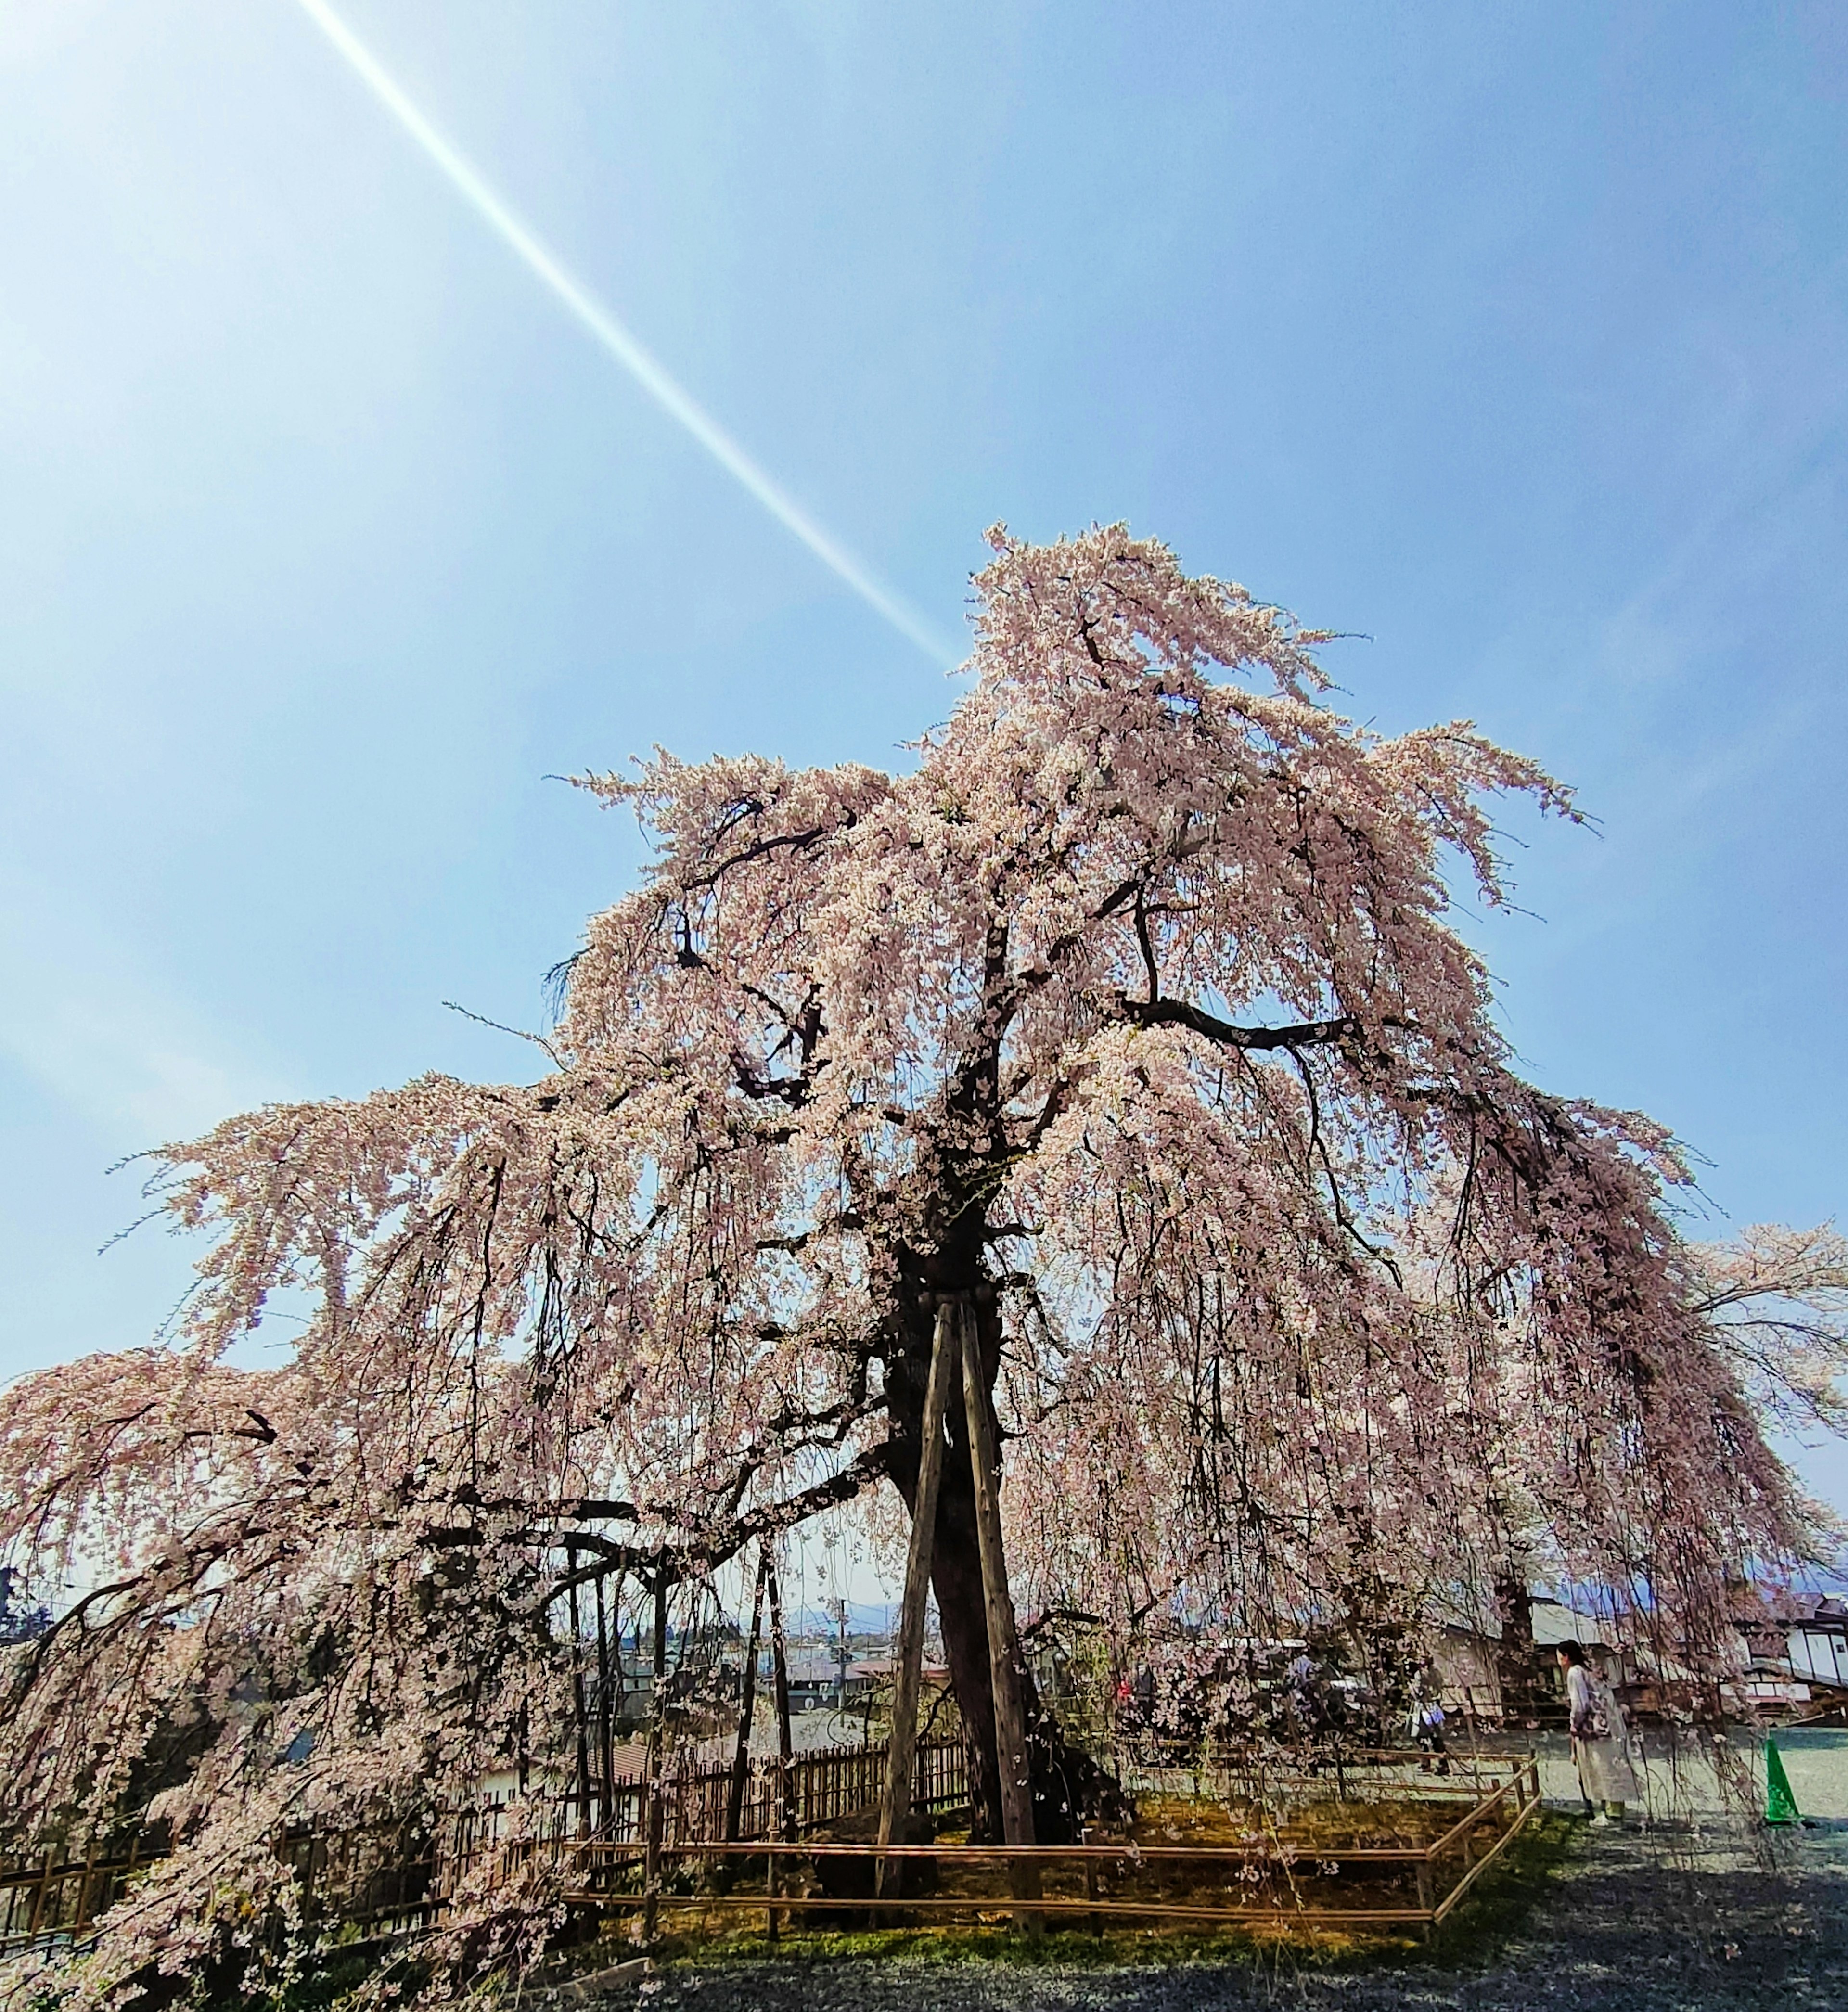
[1115,996,1360,1051]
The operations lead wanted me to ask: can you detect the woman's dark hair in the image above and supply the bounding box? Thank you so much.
[1557,1639,1587,1666]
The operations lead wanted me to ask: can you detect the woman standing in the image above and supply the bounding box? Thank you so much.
[1409,1660,1451,1775]
[1557,1640,1639,1826]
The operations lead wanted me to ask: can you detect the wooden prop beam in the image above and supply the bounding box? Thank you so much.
[766,1549,796,1842]
[876,1301,960,1897]
[566,1546,592,1840]
[724,1549,768,1844]
[958,1297,1042,1921]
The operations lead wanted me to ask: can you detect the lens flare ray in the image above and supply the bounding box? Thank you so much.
[289,0,953,665]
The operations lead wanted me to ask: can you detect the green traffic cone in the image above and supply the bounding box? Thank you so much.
[1765,1735,1801,1826]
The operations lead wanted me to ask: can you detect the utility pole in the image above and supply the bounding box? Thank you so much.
[825,1596,850,1710]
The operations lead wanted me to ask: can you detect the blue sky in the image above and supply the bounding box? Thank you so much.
[3,1,1846,1515]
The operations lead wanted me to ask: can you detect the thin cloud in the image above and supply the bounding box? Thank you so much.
[288,0,956,667]
[0,866,282,1141]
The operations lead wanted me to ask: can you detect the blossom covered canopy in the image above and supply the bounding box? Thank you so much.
[2,527,1841,1999]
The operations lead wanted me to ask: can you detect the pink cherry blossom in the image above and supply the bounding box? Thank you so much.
[4,527,1842,2000]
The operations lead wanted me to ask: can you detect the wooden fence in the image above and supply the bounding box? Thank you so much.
[0,1832,161,1957]
[0,1738,968,1953]
[530,1733,967,1850]
[564,1755,1544,1938]
[2,1748,1541,1953]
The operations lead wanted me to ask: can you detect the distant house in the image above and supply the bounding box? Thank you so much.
[846,1654,947,1694]
[1784,1597,1848,1688]
[1733,1592,1848,1708]
[1430,1592,1616,1723]
[778,1647,880,1710]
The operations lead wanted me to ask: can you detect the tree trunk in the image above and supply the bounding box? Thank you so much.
[1493,1571,1541,1723]
[886,1286,1117,1843]
[928,1456,1008,1834]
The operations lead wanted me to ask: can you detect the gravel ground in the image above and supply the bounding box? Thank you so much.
[616,1733,1848,2012]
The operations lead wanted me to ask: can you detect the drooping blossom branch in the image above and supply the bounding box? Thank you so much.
[3,526,1842,2003]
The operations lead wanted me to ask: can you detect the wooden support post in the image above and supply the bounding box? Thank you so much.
[642,1570,668,1942]
[76,1833,99,1935]
[725,1551,768,1845]
[958,1297,1041,1929]
[28,1853,51,1940]
[766,1551,796,1844]
[876,1301,959,1902]
[594,1570,617,1843]
[566,1546,592,1840]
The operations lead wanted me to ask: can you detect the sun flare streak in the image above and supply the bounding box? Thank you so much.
[288,0,954,665]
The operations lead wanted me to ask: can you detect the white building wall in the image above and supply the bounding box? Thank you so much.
[1789,1628,1848,1685]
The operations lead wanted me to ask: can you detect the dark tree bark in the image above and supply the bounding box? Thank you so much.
[1494,1571,1544,1722]
[884,1281,1118,1843]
